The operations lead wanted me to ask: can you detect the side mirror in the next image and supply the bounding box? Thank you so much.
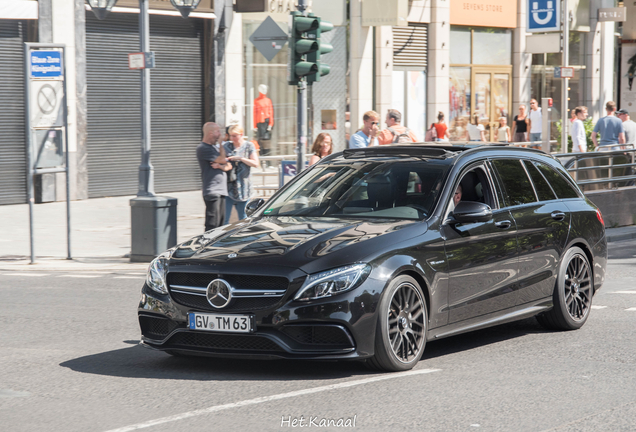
[449,201,493,224]
[245,198,266,217]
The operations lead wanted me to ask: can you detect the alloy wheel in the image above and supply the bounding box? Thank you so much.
[564,253,592,321]
[387,282,426,363]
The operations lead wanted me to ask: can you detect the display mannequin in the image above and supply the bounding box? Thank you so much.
[254,84,274,155]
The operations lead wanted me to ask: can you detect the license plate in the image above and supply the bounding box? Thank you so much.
[188,312,254,333]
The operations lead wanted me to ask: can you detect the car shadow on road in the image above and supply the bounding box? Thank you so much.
[60,318,545,381]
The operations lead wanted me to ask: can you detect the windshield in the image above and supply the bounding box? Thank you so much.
[262,158,450,220]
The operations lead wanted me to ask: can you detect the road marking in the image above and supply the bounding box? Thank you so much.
[591,305,607,310]
[613,291,636,294]
[104,368,441,432]
[56,274,101,278]
[626,307,636,311]
[1,273,49,277]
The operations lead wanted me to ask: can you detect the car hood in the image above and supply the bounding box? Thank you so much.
[169,216,426,274]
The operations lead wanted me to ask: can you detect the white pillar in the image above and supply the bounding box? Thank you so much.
[513,0,531,112]
[586,0,616,119]
[350,0,374,132]
[427,0,449,127]
[375,26,393,122]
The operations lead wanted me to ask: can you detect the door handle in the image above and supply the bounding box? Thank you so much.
[551,211,566,221]
[495,220,511,229]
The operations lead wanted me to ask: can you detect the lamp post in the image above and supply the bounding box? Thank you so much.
[86,0,201,261]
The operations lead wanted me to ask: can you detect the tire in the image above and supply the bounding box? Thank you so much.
[367,275,427,372]
[537,247,593,331]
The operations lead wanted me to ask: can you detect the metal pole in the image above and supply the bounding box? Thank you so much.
[138,0,154,197]
[296,0,308,173]
[599,21,606,120]
[63,46,72,259]
[561,0,569,154]
[24,44,35,264]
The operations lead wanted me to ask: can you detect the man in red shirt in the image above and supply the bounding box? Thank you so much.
[377,109,418,144]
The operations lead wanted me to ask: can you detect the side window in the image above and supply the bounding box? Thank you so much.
[451,165,496,211]
[534,162,580,199]
[523,161,557,201]
[491,159,537,206]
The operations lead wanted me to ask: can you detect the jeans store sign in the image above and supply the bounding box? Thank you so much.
[527,0,561,33]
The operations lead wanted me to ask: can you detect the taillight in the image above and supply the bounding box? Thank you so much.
[596,209,604,226]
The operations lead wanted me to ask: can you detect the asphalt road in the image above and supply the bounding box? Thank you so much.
[1,240,636,432]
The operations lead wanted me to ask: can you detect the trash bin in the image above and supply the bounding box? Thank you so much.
[129,196,178,262]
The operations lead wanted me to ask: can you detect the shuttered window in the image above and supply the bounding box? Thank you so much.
[86,13,204,198]
[392,24,427,70]
[0,21,27,204]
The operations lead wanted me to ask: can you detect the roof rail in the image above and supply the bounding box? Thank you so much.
[342,145,463,159]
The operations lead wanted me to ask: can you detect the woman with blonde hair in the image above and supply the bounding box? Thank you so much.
[222,124,259,221]
[309,133,333,165]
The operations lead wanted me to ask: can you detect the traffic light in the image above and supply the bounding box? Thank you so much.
[288,11,319,85]
[306,15,333,85]
[288,12,333,86]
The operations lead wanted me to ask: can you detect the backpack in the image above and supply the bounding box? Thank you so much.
[388,127,414,144]
[424,124,437,142]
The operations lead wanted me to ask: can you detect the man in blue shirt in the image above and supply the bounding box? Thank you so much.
[349,110,380,148]
[592,101,625,149]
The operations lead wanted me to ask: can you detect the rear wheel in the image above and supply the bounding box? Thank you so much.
[367,275,427,372]
[537,247,593,330]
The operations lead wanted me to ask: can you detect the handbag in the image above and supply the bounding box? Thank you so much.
[425,124,437,142]
[224,142,238,183]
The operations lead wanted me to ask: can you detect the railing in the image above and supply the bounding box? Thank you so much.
[554,146,636,191]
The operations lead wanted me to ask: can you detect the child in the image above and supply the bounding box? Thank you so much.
[497,117,511,143]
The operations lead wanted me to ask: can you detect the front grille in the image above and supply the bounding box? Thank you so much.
[139,315,178,340]
[281,325,354,347]
[168,273,288,291]
[167,332,284,352]
[167,272,290,312]
[170,291,282,312]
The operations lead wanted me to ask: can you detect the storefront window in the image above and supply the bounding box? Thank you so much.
[450,26,471,65]
[243,20,296,156]
[473,28,512,65]
[449,67,471,140]
[392,70,427,140]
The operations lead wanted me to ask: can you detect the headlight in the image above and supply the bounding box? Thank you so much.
[146,253,169,294]
[294,264,371,301]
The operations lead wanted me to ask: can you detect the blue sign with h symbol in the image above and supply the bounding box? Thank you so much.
[527,0,561,33]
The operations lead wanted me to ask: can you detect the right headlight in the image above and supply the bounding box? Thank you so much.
[146,252,169,295]
[294,264,371,301]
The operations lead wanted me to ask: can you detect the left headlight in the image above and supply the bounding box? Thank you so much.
[294,264,371,301]
[146,253,170,294]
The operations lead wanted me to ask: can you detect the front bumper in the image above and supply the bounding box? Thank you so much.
[137,275,386,360]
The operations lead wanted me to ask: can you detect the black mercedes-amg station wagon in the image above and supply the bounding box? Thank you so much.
[138,145,607,371]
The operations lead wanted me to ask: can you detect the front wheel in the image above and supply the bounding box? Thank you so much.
[367,275,427,372]
[537,247,593,330]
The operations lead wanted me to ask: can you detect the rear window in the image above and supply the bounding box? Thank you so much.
[491,159,537,206]
[533,162,580,199]
[524,161,557,201]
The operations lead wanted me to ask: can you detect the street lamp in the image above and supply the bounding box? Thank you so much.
[85,0,118,20]
[86,0,201,261]
[170,0,202,19]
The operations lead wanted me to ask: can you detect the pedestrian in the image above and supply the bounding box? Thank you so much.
[309,133,333,165]
[349,111,380,148]
[376,109,418,144]
[196,122,231,231]
[223,124,259,222]
[466,112,486,142]
[434,112,450,141]
[528,98,543,148]
[616,109,636,146]
[512,104,529,145]
[571,106,588,153]
[497,117,511,143]
[592,101,626,150]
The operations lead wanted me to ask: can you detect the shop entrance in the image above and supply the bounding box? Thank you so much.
[471,67,512,142]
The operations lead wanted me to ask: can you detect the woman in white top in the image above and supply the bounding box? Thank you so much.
[571,106,588,153]
[466,113,486,142]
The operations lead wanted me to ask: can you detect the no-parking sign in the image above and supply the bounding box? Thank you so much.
[527,0,561,33]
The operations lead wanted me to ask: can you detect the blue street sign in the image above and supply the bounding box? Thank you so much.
[527,0,560,33]
[30,50,63,78]
[554,67,561,78]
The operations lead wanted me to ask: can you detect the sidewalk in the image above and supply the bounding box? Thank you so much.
[1,192,635,272]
